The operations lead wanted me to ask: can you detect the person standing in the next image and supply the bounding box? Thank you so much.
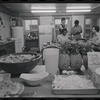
[59,18,67,35]
[71,20,82,40]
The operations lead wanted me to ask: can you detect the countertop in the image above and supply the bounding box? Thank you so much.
[8,65,100,98]
[0,40,15,47]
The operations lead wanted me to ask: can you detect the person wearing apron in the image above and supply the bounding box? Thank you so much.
[59,18,67,35]
[71,20,82,41]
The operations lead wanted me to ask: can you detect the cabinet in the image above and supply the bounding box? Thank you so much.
[24,19,39,50]
[25,39,39,52]
[7,42,15,54]
[0,41,15,56]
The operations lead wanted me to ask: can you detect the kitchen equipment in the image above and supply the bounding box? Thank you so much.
[11,38,22,53]
[12,26,24,48]
[0,52,41,74]
[20,72,49,86]
[42,46,60,74]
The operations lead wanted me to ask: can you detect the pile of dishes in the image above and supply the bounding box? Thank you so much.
[0,73,24,97]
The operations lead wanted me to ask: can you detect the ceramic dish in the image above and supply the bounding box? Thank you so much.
[20,72,49,86]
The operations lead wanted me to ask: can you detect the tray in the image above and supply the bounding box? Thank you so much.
[52,75,99,95]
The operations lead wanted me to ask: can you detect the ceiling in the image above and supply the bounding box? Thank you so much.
[1,3,100,16]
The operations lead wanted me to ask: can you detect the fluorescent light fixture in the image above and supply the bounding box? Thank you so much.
[31,7,56,9]
[31,10,56,13]
[66,6,91,9]
[66,10,91,12]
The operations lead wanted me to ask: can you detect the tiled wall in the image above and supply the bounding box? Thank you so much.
[0,12,11,38]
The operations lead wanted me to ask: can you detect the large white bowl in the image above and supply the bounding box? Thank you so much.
[95,68,100,85]
[20,72,49,86]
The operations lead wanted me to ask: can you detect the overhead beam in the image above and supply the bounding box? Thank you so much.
[0,4,18,16]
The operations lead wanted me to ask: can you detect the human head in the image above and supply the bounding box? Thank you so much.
[61,29,67,36]
[74,20,79,26]
[92,26,100,33]
[61,18,66,24]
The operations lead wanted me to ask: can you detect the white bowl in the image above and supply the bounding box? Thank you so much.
[95,68,100,85]
[20,72,49,86]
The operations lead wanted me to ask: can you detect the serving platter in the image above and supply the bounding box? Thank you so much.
[52,75,99,95]
[0,81,24,97]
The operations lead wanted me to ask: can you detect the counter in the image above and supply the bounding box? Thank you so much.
[0,40,15,56]
[7,65,100,98]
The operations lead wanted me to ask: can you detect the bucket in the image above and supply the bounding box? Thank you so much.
[43,47,59,74]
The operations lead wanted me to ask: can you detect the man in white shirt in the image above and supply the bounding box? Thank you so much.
[90,26,100,51]
[91,26,100,44]
[57,29,71,45]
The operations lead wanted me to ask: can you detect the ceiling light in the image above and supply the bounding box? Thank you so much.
[66,10,91,12]
[31,7,56,9]
[31,10,56,13]
[66,6,91,9]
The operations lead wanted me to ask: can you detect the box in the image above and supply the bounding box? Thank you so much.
[87,52,100,80]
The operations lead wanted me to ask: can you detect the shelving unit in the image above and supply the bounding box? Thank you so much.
[24,19,39,52]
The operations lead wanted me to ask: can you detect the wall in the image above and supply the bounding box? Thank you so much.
[0,12,11,38]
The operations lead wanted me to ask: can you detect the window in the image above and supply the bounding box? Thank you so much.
[86,19,91,28]
[55,19,68,25]
[24,19,38,31]
[25,20,31,30]
[54,18,68,30]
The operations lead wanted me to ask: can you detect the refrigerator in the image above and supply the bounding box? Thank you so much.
[12,26,24,51]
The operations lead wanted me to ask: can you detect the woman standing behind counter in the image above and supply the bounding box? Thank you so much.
[71,20,82,41]
[59,18,68,35]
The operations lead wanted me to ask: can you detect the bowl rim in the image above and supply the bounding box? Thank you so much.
[0,52,41,64]
[20,72,50,82]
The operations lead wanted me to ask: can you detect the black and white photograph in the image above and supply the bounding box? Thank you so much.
[0,3,100,99]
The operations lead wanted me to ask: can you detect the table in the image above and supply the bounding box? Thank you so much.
[10,65,100,98]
